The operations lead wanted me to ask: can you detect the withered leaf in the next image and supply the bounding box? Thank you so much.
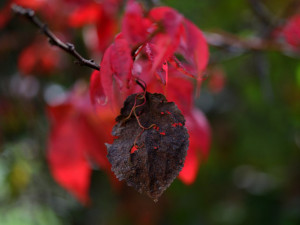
[106,92,189,201]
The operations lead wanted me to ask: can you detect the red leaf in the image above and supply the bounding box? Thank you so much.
[165,75,193,113]
[135,68,193,113]
[179,109,211,184]
[178,145,198,185]
[148,7,183,75]
[149,7,183,36]
[96,13,118,52]
[68,3,102,27]
[47,86,115,204]
[97,34,133,108]
[282,14,300,49]
[177,19,209,78]
[145,43,169,84]
[47,103,73,125]
[122,0,151,46]
[90,70,106,105]
[95,44,114,106]
[121,2,208,84]
[110,34,133,83]
[84,109,115,169]
[48,114,92,205]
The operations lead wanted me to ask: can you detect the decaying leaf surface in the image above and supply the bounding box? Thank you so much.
[107,92,189,201]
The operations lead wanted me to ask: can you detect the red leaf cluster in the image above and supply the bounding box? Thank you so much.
[90,0,211,190]
[47,0,211,203]
[91,0,209,107]
[122,0,209,80]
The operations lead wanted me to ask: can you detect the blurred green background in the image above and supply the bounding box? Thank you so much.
[0,0,300,224]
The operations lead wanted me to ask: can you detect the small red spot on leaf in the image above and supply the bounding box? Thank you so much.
[172,123,183,127]
[160,132,166,135]
[160,112,165,115]
[130,145,138,154]
[154,146,158,150]
[166,111,171,115]
[153,125,160,131]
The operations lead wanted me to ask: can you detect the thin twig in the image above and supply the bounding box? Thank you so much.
[204,31,300,57]
[11,4,100,71]
[205,0,300,64]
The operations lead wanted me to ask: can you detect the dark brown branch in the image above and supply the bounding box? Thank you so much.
[11,4,100,71]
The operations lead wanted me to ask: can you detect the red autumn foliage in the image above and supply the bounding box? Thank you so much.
[121,0,152,46]
[92,0,209,106]
[24,0,211,203]
[89,0,211,193]
[18,39,61,75]
[47,84,115,204]
[121,1,209,80]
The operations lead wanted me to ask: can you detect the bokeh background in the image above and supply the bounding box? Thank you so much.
[1,0,300,224]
